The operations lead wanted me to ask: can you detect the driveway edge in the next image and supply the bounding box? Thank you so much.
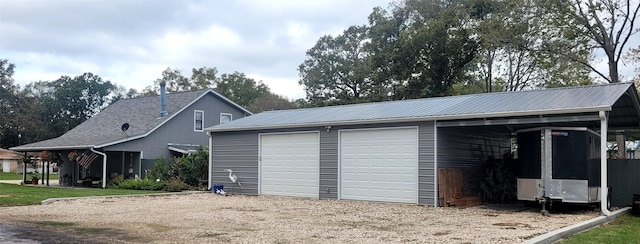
[40,191,208,204]
[523,207,631,244]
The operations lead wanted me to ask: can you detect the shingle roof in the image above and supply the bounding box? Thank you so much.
[12,89,250,151]
[205,83,640,132]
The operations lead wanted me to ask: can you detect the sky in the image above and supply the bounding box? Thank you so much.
[1,1,638,101]
[0,0,393,100]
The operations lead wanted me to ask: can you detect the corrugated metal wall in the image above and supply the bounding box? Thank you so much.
[210,121,437,205]
[608,159,640,207]
[437,126,512,168]
[436,126,512,204]
[418,122,436,205]
[319,129,338,199]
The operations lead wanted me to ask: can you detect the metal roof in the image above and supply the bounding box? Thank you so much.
[205,83,640,132]
[11,89,250,152]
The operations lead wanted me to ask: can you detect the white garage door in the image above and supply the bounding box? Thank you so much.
[260,132,319,198]
[340,128,418,203]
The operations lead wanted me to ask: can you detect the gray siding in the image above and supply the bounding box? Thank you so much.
[319,129,338,199]
[210,121,436,205]
[212,131,259,194]
[418,122,435,205]
[105,93,248,160]
[608,159,640,207]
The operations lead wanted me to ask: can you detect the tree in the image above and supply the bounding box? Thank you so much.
[368,0,479,99]
[628,45,640,83]
[145,67,295,111]
[468,0,593,92]
[0,59,22,147]
[545,0,640,83]
[215,72,270,108]
[247,93,297,113]
[299,25,376,106]
[0,60,50,147]
[23,73,117,139]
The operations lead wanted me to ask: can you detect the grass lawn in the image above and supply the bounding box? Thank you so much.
[0,183,163,206]
[0,172,58,180]
[560,214,640,244]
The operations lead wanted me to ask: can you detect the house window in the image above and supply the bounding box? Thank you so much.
[220,113,232,124]
[194,110,204,131]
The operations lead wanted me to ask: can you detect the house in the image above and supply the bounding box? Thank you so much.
[205,83,640,215]
[11,84,251,187]
[0,148,22,173]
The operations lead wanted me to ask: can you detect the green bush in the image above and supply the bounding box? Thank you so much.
[166,177,190,192]
[166,147,208,188]
[146,156,169,181]
[116,178,166,191]
[142,146,209,191]
[107,175,124,188]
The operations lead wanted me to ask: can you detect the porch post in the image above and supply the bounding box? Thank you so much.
[22,152,27,184]
[600,111,611,216]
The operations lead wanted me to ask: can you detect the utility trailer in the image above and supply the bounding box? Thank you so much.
[516,127,606,209]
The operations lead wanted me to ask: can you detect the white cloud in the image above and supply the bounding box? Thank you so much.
[2,0,392,99]
[248,73,306,100]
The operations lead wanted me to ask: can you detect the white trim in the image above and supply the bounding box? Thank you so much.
[337,126,419,204]
[599,111,611,216]
[416,126,420,205]
[208,132,213,191]
[433,121,438,207]
[337,130,342,200]
[194,110,204,132]
[258,131,320,197]
[220,113,233,124]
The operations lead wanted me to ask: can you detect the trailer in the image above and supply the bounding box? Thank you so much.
[516,127,606,209]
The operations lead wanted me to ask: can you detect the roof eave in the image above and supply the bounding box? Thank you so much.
[206,106,611,133]
[10,145,95,152]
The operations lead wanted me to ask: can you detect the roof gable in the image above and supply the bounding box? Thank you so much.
[12,89,251,151]
[205,83,639,132]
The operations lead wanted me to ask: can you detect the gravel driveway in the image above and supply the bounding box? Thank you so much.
[0,193,599,243]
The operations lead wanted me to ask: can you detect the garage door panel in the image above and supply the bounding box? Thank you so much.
[340,128,418,203]
[261,133,319,198]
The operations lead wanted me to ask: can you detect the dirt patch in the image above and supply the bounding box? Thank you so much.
[0,193,599,243]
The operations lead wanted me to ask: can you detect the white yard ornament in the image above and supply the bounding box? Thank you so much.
[225,169,242,187]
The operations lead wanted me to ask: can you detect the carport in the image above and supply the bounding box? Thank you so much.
[435,84,640,215]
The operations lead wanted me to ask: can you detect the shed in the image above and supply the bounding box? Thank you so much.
[205,83,640,215]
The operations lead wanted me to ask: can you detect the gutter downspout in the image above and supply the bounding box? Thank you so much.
[599,111,611,216]
[207,131,213,191]
[90,148,107,189]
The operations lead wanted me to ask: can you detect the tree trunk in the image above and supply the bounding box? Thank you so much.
[608,57,619,83]
[617,134,626,158]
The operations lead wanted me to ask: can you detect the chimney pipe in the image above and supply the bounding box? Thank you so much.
[160,82,168,117]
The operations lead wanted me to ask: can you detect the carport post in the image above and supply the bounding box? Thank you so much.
[600,111,611,216]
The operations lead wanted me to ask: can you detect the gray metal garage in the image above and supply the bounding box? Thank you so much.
[205,83,640,215]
